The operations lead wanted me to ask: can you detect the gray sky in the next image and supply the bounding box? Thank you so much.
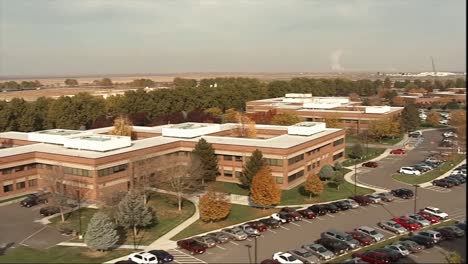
[0,0,465,77]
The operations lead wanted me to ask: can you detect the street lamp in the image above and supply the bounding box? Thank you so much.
[354,160,358,195]
[245,244,252,264]
[76,189,82,239]
[413,184,419,214]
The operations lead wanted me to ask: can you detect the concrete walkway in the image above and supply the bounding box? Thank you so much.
[58,242,146,250]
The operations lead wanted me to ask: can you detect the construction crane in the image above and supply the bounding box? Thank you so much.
[431,56,437,86]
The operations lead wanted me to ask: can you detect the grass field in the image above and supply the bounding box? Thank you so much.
[342,147,386,167]
[171,204,277,240]
[345,134,403,145]
[0,246,134,263]
[210,181,250,196]
[49,192,195,246]
[392,154,465,185]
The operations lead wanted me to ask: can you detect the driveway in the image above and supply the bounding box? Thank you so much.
[0,202,70,250]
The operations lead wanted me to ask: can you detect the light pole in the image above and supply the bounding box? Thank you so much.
[245,244,252,264]
[254,236,258,264]
[413,184,419,214]
[76,190,82,239]
[354,159,358,195]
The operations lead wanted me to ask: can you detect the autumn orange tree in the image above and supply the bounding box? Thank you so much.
[199,188,231,222]
[304,173,324,199]
[449,110,467,149]
[109,115,133,138]
[426,111,440,126]
[250,166,281,207]
[270,113,302,126]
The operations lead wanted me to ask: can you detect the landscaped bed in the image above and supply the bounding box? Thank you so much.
[341,147,386,167]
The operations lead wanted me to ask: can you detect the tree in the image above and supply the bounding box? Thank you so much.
[426,111,440,126]
[270,113,302,126]
[318,165,334,181]
[445,101,460,110]
[240,149,265,188]
[64,79,79,86]
[334,161,343,171]
[40,165,68,223]
[130,156,161,205]
[204,107,223,120]
[349,143,364,159]
[348,92,361,102]
[236,112,257,138]
[333,172,345,190]
[400,103,420,132]
[192,138,219,185]
[109,115,133,138]
[199,188,231,222]
[303,173,324,199]
[250,166,281,207]
[449,110,467,149]
[100,78,113,86]
[324,113,341,128]
[222,108,240,123]
[383,78,392,88]
[116,191,154,239]
[455,78,466,88]
[368,118,400,141]
[84,212,119,251]
[445,251,464,263]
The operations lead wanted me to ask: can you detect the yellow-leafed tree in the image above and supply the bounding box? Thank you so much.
[324,113,342,128]
[109,115,133,138]
[426,111,440,126]
[223,108,239,123]
[250,166,281,207]
[304,173,324,199]
[236,112,257,138]
[199,188,231,222]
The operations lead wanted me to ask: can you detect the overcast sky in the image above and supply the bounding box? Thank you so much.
[0,0,465,77]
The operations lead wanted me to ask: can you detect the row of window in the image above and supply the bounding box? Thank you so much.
[223,155,243,162]
[2,179,37,193]
[288,154,304,166]
[63,167,91,177]
[223,170,242,178]
[98,164,128,177]
[288,170,305,183]
[333,138,344,146]
[333,152,344,161]
[1,163,37,175]
[306,160,321,171]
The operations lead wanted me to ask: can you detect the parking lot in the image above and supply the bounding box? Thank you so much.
[0,202,70,249]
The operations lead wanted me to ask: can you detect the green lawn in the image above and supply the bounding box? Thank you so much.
[171,204,278,240]
[392,154,466,185]
[0,246,134,263]
[49,192,195,246]
[210,181,250,195]
[341,147,386,167]
[345,134,403,145]
[281,169,374,205]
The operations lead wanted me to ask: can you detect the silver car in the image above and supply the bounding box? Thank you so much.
[397,240,424,253]
[288,248,320,264]
[385,244,411,257]
[415,230,443,244]
[355,226,385,242]
[376,192,395,202]
[221,227,248,241]
[378,220,407,234]
[366,194,382,204]
[302,243,334,260]
[239,224,260,237]
[192,235,216,248]
[206,231,231,244]
[343,199,359,208]
[407,214,431,227]
[321,229,360,249]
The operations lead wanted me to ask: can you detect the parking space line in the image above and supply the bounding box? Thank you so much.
[268,229,277,234]
[216,245,226,250]
[229,241,239,245]
[280,225,290,230]
[303,219,313,224]
[206,252,213,255]
[421,250,430,254]
[370,204,378,208]
[326,214,336,218]
[316,217,325,220]
[339,212,346,215]
[360,207,369,211]
[246,238,252,241]
[291,222,301,226]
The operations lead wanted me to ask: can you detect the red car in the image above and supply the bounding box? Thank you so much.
[362,161,378,168]
[297,209,316,219]
[349,195,371,206]
[392,216,420,231]
[353,251,391,264]
[346,231,374,246]
[390,149,406,155]
[260,260,281,264]
[247,221,268,232]
[417,211,441,224]
[177,239,207,254]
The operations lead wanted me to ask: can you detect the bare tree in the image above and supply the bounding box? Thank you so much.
[40,166,68,222]
[130,156,162,204]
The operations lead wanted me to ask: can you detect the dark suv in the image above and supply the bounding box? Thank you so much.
[332,201,351,210]
[20,192,50,207]
[308,205,327,216]
[322,203,339,213]
[349,195,371,206]
[390,188,414,199]
[316,237,349,255]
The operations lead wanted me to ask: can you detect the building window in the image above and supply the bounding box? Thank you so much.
[333,138,344,146]
[234,156,243,162]
[15,166,24,172]
[288,170,304,183]
[265,158,283,167]
[98,164,128,177]
[64,167,91,177]
[26,164,37,170]
[28,179,38,187]
[223,155,233,161]
[288,154,304,166]
[275,177,284,184]
[16,181,26,190]
[224,170,233,177]
[3,184,13,193]
[1,168,12,175]
[333,152,344,161]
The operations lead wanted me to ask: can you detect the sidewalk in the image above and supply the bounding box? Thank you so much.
[419,159,466,188]
[58,242,146,250]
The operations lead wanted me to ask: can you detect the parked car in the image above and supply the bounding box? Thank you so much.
[349,195,371,206]
[297,209,316,219]
[407,214,431,227]
[455,221,466,231]
[362,161,378,168]
[279,209,303,221]
[206,231,231,244]
[176,239,207,254]
[271,213,289,224]
[417,211,441,224]
[322,203,339,213]
[342,199,360,208]
[409,131,423,137]
[400,235,434,248]
[332,200,351,210]
[435,227,457,240]
[261,259,281,264]
[366,194,382,204]
[425,157,443,164]
[340,257,368,264]
[39,206,60,217]
[392,217,421,231]
[239,224,260,237]
[443,176,462,186]
[272,252,303,264]
[301,243,334,260]
[391,188,414,199]
[421,206,449,220]
[321,229,360,249]
[315,237,349,255]
[355,226,384,242]
[437,226,465,238]
[375,192,394,202]
[377,220,407,234]
[114,260,136,264]
[260,217,281,228]
[128,252,159,264]
[346,231,374,246]
[399,167,421,175]
[352,251,391,264]
[288,248,319,264]
[147,250,174,263]
[247,221,268,232]
[397,240,424,253]
[414,230,442,244]
[20,192,50,207]
[390,149,406,155]
[193,235,217,248]
[432,179,454,188]
[372,248,401,262]
[221,227,248,241]
[384,244,411,257]
[413,164,432,173]
[308,205,327,216]
[448,174,466,183]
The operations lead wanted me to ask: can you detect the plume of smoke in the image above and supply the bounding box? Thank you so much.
[330,49,344,71]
